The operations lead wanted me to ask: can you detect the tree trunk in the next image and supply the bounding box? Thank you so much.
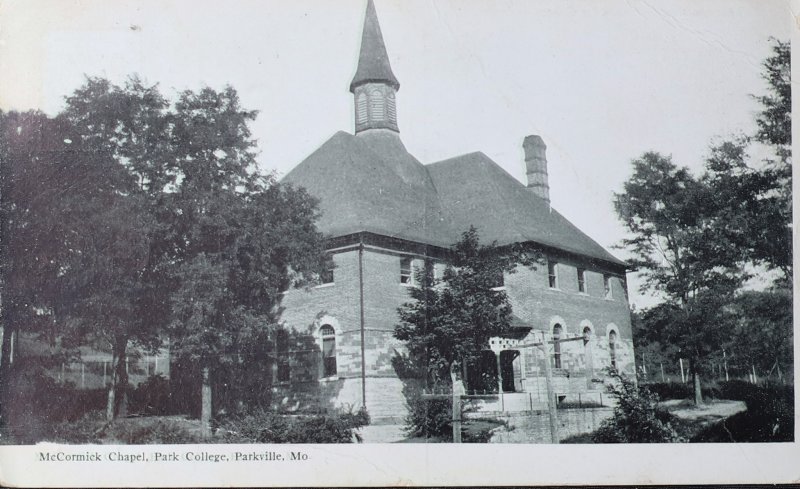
[0,324,15,401]
[692,360,703,405]
[200,366,212,438]
[106,336,129,421]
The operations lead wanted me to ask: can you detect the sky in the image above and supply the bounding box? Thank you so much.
[0,0,792,307]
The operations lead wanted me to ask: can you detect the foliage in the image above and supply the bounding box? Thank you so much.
[754,39,791,155]
[693,381,794,442]
[108,419,204,444]
[218,407,370,443]
[725,289,793,377]
[403,394,453,440]
[128,374,172,416]
[395,227,539,387]
[592,369,687,443]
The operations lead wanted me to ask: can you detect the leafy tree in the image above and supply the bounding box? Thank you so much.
[394,227,538,390]
[163,86,327,434]
[754,39,791,158]
[614,153,747,404]
[726,289,793,379]
[58,76,173,419]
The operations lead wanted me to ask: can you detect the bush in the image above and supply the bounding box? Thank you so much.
[404,394,453,440]
[218,407,370,443]
[642,381,722,401]
[108,419,204,444]
[128,375,172,416]
[593,370,687,443]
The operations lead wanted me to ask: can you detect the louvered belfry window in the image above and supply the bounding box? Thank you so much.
[370,89,385,120]
[357,92,368,124]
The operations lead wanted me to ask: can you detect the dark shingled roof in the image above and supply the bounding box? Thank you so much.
[426,152,625,265]
[349,0,399,93]
[282,131,625,266]
[283,130,457,247]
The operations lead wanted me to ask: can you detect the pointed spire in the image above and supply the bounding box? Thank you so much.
[349,0,399,93]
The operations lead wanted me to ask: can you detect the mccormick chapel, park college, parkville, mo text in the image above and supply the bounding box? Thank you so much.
[275,0,635,422]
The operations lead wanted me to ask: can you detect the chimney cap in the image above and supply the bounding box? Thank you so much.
[523,134,546,149]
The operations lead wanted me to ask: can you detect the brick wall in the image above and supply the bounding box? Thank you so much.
[278,245,634,418]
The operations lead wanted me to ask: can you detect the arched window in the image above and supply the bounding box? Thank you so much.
[320,324,337,377]
[356,92,368,124]
[552,324,563,369]
[370,89,385,120]
[582,326,592,345]
[608,330,617,369]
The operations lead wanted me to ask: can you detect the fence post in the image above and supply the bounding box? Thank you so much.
[103,361,107,386]
[660,363,665,382]
[81,362,85,389]
[679,358,685,383]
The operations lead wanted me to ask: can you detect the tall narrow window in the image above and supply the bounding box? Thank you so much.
[321,325,337,377]
[400,257,413,284]
[603,275,612,299]
[577,268,586,293]
[370,90,385,121]
[552,324,563,369]
[548,261,558,289]
[356,92,368,124]
[276,329,290,382]
[609,330,617,369]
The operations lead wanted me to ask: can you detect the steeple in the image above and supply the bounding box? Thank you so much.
[350,0,400,133]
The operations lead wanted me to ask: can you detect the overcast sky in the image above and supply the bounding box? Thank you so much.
[0,0,792,307]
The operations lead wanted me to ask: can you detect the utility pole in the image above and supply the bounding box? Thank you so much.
[538,339,559,444]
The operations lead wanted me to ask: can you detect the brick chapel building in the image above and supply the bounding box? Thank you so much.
[277,0,635,421]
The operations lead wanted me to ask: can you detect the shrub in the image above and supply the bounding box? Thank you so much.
[128,375,171,416]
[404,393,453,440]
[593,370,687,443]
[218,407,370,443]
[642,381,722,401]
[108,419,204,444]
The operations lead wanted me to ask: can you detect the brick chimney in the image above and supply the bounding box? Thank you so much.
[523,135,549,204]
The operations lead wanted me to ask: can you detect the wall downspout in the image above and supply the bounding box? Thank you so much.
[358,235,367,409]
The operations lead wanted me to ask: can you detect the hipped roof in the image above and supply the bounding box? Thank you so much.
[282,131,625,267]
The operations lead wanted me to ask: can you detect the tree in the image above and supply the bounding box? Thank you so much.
[726,289,793,379]
[614,152,747,404]
[59,76,173,419]
[394,227,538,390]
[163,86,327,434]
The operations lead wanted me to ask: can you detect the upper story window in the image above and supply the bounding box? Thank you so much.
[548,261,558,289]
[370,89,385,121]
[577,268,586,293]
[400,257,413,285]
[603,275,612,299]
[320,260,334,285]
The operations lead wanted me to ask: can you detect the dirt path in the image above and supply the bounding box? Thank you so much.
[660,399,747,427]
